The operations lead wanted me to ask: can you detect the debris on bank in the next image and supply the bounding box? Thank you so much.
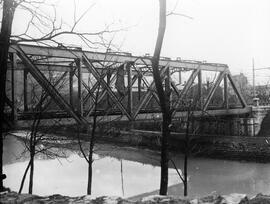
[1,191,270,204]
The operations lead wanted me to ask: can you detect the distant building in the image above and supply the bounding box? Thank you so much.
[231,73,249,91]
[231,73,252,104]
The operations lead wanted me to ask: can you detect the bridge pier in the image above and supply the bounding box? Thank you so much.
[253,106,270,136]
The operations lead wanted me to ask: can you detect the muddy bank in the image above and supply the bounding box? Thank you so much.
[195,135,270,162]
[11,121,270,163]
[50,126,270,163]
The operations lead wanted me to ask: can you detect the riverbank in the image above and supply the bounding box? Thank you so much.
[1,191,270,203]
[48,126,270,163]
[8,124,270,163]
[11,115,270,163]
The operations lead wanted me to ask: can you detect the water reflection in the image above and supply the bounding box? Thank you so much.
[3,134,270,199]
[3,134,178,197]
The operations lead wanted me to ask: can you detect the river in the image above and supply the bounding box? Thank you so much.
[3,133,270,199]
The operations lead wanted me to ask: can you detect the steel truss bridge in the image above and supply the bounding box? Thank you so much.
[5,43,251,126]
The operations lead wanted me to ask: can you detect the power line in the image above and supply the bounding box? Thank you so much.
[253,58,255,98]
[255,67,270,70]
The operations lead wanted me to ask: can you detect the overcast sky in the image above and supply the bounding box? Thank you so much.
[10,0,270,85]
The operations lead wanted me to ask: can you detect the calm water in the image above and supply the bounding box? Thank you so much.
[3,133,270,199]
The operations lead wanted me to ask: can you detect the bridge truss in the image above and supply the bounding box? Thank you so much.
[5,43,251,126]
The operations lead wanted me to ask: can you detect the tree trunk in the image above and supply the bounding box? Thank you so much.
[87,142,93,194]
[87,82,101,195]
[0,0,16,191]
[152,0,169,195]
[19,159,31,194]
[87,114,97,195]
[87,154,93,195]
[184,152,188,196]
[120,160,124,196]
[183,108,192,196]
[28,134,35,194]
[28,152,34,194]
[160,112,170,195]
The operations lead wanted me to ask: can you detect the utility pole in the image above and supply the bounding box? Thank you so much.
[252,58,255,98]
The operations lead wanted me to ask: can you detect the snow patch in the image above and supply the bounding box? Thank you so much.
[222,193,247,204]
[141,195,167,202]
[103,196,121,204]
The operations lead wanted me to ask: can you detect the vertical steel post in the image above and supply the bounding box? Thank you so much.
[198,70,202,109]
[76,58,83,117]
[138,74,142,101]
[224,73,229,109]
[253,118,255,136]
[165,67,170,107]
[252,58,255,98]
[127,62,133,117]
[9,53,15,121]
[23,69,28,112]
[178,69,182,85]
[107,70,111,108]
[69,64,74,108]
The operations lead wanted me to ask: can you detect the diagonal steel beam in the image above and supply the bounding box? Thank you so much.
[84,69,119,117]
[16,45,88,125]
[141,76,160,104]
[227,72,247,108]
[172,68,200,115]
[82,54,133,120]
[88,67,138,117]
[132,64,160,105]
[37,71,69,108]
[115,74,138,106]
[203,71,226,111]
[74,71,97,105]
[83,72,109,104]
[171,80,180,97]
[87,74,139,118]
[5,95,20,112]
[84,74,118,117]
[133,65,169,118]
[85,69,120,117]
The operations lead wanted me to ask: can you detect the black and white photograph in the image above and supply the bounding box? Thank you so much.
[1,0,270,203]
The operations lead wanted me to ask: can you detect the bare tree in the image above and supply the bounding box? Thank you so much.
[77,61,111,195]
[18,116,70,194]
[0,0,17,191]
[0,0,119,192]
[18,71,69,194]
[77,81,101,195]
[151,0,170,195]
[18,100,42,194]
[170,99,197,196]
